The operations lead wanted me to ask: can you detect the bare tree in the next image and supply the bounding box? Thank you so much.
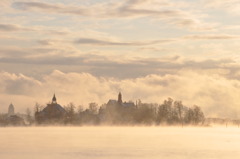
[89,103,98,114]
[64,102,76,123]
[174,101,184,126]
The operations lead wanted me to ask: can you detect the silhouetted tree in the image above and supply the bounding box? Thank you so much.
[30,97,205,126]
[174,101,184,126]
[157,98,173,124]
[134,103,157,125]
[88,103,98,114]
[64,102,76,123]
[184,107,194,124]
[192,105,204,125]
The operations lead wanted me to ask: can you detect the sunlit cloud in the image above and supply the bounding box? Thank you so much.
[0,69,240,118]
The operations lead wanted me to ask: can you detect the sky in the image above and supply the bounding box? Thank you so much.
[1,0,240,117]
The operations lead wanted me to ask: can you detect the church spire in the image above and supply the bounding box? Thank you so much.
[52,94,57,104]
[118,92,122,105]
[8,103,15,116]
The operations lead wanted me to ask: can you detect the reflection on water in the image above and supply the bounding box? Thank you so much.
[0,127,240,159]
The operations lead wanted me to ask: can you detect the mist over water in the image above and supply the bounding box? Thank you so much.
[1,127,240,159]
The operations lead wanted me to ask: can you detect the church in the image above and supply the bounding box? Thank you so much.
[8,103,15,116]
[101,92,136,124]
[5,103,25,126]
[106,92,135,108]
[35,94,67,124]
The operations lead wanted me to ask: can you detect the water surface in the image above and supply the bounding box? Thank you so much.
[0,127,240,159]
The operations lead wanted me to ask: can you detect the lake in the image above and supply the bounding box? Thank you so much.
[0,127,240,159]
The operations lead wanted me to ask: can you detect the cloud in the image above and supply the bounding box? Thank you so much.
[36,33,239,49]
[0,51,240,81]
[12,1,177,18]
[12,0,214,31]
[169,18,217,31]
[203,0,240,15]
[13,2,61,11]
[0,47,57,58]
[0,71,41,95]
[0,24,26,32]
[12,2,89,15]
[74,38,173,46]
[0,69,240,118]
[0,23,70,38]
[183,34,240,40]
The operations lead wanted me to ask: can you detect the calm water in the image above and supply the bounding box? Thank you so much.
[0,127,240,159]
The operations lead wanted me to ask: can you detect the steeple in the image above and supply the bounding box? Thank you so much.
[52,94,57,104]
[118,92,122,105]
[8,103,15,116]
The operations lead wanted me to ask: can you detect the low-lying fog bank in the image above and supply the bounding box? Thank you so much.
[1,127,240,159]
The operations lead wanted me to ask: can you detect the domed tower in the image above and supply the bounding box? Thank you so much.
[8,103,15,116]
[118,92,122,105]
[52,94,57,104]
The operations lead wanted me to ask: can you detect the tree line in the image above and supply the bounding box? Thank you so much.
[33,97,205,126]
[0,97,205,126]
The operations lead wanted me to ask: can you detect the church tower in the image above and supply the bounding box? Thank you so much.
[8,103,15,116]
[52,94,57,104]
[118,92,122,105]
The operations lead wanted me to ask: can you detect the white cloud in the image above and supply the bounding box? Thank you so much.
[0,69,240,118]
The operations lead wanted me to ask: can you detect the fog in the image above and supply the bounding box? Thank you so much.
[1,127,240,159]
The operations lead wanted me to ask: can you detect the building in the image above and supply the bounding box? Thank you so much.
[101,92,136,124]
[4,103,25,126]
[8,103,15,116]
[35,94,67,124]
[106,92,135,108]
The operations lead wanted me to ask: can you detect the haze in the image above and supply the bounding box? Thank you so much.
[1,127,240,159]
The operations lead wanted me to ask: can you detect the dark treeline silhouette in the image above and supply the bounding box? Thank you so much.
[0,94,206,126]
[33,96,205,126]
